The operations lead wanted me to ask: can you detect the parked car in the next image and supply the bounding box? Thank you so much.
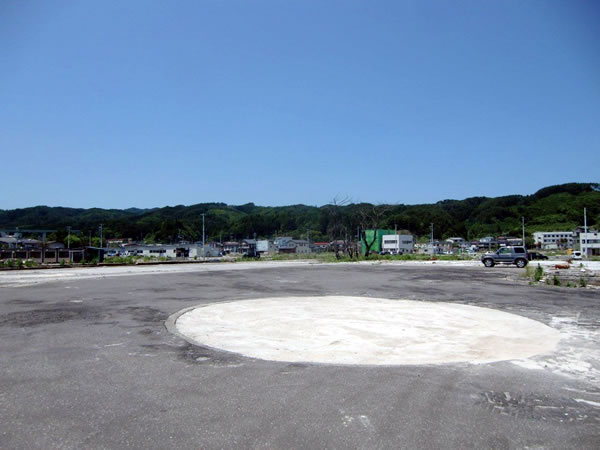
[527,251,548,261]
[572,250,583,260]
[481,246,529,268]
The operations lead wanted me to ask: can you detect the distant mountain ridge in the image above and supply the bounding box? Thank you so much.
[1,183,598,243]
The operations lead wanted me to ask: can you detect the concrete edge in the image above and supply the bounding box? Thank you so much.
[164,305,199,343]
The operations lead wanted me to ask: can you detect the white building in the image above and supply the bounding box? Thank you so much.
[135,245,171,257]
[256,240,276,254]
[132,244,218,258]
[533,231,574,250]
[578,231,600,256]
[381,234,414,254]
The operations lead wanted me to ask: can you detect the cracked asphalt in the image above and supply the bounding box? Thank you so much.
[1,262,599,449]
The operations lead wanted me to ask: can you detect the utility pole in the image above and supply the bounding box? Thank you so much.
[430,223,434,245]
[89,230,91,246]
[201,214,205,247]
[522,217,525,249]
[99,224,103,248]
[583,208,588,258]
[41,231,46,264]
[67,226,71,249]
[307,229,310,245]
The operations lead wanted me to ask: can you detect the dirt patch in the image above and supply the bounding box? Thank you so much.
[120,306,168,324]
[140,343,245,366]
[0,306,109,327]
[479,391,600,424]
[6,299,45,305]
[138,328,154,335]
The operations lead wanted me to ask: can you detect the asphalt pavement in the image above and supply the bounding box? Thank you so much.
[1,263,599,449]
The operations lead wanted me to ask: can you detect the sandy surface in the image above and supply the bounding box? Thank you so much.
[1,259,597,287]
[175,296,561,365]
[0,260,317,286]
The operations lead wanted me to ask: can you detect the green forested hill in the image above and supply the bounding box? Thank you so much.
[1,183,598,244]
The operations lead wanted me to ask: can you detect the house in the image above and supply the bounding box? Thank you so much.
[0,236,18,249]
[106,238,132,247]
[381,234,414,254]
[240,239,258,254]
[278,239,311,254]
[497,236,523,247]
[445,237,466,249]
[274,237,294,249]
[222,241,241,254]
[312,242,330,253]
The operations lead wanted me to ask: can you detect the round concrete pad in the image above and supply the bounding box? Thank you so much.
[175,296,561,365]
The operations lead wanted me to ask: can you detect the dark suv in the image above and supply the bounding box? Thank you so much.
[481,246,528,268]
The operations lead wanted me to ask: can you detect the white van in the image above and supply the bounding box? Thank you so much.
[572,250,583,260]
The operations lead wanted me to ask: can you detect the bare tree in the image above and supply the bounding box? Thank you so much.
[327,196,351,259]
[357,203,392,257]
[344,226,358,259]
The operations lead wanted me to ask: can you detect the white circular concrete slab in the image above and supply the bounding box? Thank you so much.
[175,296,561,365]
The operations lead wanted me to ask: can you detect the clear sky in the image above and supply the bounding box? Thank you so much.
[2,0,599,209]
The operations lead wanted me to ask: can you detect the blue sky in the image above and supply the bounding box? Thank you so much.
[2,0,599,209]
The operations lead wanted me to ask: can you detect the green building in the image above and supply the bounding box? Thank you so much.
[361,229,395,254]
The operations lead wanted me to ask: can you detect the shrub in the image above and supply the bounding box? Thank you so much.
[553,275,561,286]
[104,255,137,265]
[579,277,587,288]
[534,265,544,282]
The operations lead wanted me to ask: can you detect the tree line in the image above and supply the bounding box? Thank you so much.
[1,183,598,246]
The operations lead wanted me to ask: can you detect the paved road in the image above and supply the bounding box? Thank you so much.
[1,263,599,449]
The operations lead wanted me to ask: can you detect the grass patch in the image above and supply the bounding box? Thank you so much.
[268,252,477,263]
[104,255,139,264]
